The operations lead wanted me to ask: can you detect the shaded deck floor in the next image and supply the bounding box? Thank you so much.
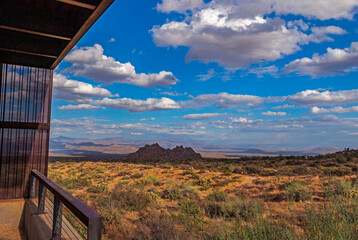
[0,226,27,240]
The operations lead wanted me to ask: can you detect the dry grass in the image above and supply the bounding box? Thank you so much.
[48,151,358,239]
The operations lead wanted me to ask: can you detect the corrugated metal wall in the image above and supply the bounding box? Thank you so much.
[0,63,52,199]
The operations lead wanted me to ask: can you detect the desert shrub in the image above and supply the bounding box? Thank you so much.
[335,180,358,199]
[233,167,245,174]
[203,197,260,220]
[60,175,91,189]
[142,174,161,186]
[201,204,295,240]
[87,182,108,194]
[97,206,126,239]
[304,197,358,239]
[182,167,199,178]
[335,154,346,163]
[179,199,201,215]
[234,216,296,240]
[254,179,270,185]
[206,190,228,202]
[352,165,358,172]
[292,166,309,175]
[202,201,224,218]
[277,168,295,176]
[93,166,107,173]
[161,180,183,201]
[134,211,180,240]
[147,190,162,203]
[223,170,232,176]
[181,182,201,198]
[285,160,304,166]
[197,177,214,189]
[215,178,234,187]
[285,180,311,202]
[177,199,205,233]
[224,198,260,220]
[162,188,183,201]
[132,173,143,179]
[244,165,263,174]
[324,167,351,176]
[322,162,339,167]
[110,187,154,211]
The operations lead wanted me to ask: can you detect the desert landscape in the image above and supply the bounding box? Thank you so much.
[48,145,358,239]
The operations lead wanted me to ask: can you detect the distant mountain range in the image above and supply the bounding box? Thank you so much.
[49,136,341,158]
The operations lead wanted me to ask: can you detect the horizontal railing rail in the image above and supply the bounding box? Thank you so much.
[29,169,102,240]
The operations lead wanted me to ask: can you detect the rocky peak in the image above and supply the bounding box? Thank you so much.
[124,143,202,161]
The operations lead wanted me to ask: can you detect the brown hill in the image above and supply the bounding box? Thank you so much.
[124,143,202,161]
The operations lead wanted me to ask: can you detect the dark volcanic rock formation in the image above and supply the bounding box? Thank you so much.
[124,143,202,161]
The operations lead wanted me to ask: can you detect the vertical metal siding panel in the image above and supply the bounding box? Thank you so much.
[0,64,52,199]
[0,63,3,199]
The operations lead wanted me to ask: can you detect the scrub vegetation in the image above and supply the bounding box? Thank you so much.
[48,149,358,240]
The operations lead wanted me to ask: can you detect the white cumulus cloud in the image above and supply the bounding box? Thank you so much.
[58,104,105,110]
[182,113,221,120]
[273,0,358,20]
[261,111,287,116]
[152,0,348,69]
[287,89,358,106]
[230,117,254,123]
[65,44,178,88]
[93,97,181,112]
[310,106,358,114]
[53,73,117,101]
[183,92,264,108]
[284,42,358,77]
[140,118,156,121]
[157,0,204,13]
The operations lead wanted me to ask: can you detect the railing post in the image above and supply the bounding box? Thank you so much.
[29,174,36,198]
[52,196,63,240]
[37,182,46,214]
[88,218,102,240]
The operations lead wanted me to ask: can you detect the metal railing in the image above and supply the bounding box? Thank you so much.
[29,170,102,240]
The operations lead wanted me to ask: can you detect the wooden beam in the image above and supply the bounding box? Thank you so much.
[50,0,115,69]
[56,0,97,10]
[0,50,54,69]
[0,4,88,41]
[0,28,67,57]
[0,48,57,59]
[0,121,50,130]
[0,25,71,41]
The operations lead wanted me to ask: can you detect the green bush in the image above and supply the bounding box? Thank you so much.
[110,187,154,211]
[197,177,214,188]
[162,188,183,201]
[202,197,259,220]
[222,198,259,220]
[335,154,346,163]
[285,180,311,202]
[335,180,358,199]
[177,199,205,233]
[304,197,358,239]
[87,183,108,194]
[206,190,228,202]
[181,182,201,198]
[142,174,161,185]
[201,205,296,240]
[131,173,143,179]
[324,167,351,176]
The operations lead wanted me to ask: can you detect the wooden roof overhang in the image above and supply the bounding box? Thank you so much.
[0,0,114,69]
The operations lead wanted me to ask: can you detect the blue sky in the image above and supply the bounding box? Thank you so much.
[51,0,358,149]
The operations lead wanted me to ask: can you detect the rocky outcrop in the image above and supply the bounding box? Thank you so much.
[124,143,202,161]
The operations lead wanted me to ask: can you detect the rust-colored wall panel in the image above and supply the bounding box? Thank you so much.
[0,63,52,199]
